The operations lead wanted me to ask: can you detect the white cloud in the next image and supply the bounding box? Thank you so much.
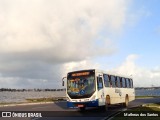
[0,0,132,88]
[62,60,101,76]
[0,0,130,56]
[110,54,160,87]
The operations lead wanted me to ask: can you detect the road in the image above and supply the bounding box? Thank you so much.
[0,98,160,120]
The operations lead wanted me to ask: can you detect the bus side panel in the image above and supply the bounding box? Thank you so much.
[103,88,135,104]
[128,89,135,102]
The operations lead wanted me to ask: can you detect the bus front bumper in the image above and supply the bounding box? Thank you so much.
[67,99,99,108]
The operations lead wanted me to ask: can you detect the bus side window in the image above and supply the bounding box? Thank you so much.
[128,79,131,88]
[125,78,127,88]
[97,77,103,90]
[108,75,112,87]
[130,79,133,88]
[117,77,121,88]
[122,78,126,88]
[111,76,115,87]
[126,78,130,88]
[120,77,122,88]
[126,78,128,88]
[115,77,118,87]
[103,74,110,87]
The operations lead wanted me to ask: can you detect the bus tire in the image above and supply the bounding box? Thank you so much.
[124,95,129,107]
[79,107,85,111]
[103,95,110,111]
[104,102,108,111]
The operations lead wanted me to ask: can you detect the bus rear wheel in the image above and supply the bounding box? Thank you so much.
[123,96,129,107]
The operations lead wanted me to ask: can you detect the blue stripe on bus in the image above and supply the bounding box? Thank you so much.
[67,99,99,108]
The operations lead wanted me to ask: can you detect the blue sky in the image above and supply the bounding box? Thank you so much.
[92,0,160,87]
[122,0,160,68]
[0,0,159,88]
[105,0,160,67]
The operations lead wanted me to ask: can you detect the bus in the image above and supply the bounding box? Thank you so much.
[62,69,135,111]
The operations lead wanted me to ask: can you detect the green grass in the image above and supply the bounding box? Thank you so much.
[26,97,66,102]
[142,102,160,107]
[0,97,66,106]
[112,103,160,120]
[0,101,31,106]
[135,96,160,99]
[26,98,55,102]
[128,106,160,111]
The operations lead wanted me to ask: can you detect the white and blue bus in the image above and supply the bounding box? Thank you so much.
[62,69,135,111]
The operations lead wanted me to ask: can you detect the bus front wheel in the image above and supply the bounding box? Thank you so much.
[103,96,110,111]
[79,107,85,111]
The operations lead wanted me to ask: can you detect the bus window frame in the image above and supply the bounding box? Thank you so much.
[128,79,131,88]
[122,77,126,88]
[126,78,130,88]
[108,75,112,87]
[120,77,122,88]
[103,74,110,87]
[116,76,121,88]
[111,75,116,88]
[97,77,103,90]
[115,77,117,87]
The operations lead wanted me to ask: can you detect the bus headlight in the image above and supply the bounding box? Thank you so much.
[90,95,96,101]
[66,97,70,101]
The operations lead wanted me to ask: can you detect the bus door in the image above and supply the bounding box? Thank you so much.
[97,73,105,106]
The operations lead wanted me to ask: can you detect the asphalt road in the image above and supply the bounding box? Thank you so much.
[0,98,160,120]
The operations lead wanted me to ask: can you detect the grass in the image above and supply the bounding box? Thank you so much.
[0,97,66,106]
[26,98,55,102]
[135,96,160,99]
[112,103,160,120]
[26,97,66,102]
[142,102,160,107]
[0,102,24,105]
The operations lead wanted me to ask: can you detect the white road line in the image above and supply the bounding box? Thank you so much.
[31,106,52,109]
[32,118,40,120]
[101,108,128,120]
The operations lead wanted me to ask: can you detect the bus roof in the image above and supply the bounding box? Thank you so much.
[68,69,133,79]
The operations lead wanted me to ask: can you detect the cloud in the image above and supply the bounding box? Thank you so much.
[0,0,130,57]
[62,59,101,75]
[0,0,132,88]
[110,54,160,87]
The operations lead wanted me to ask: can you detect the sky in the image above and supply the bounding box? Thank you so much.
[0,0,160,88]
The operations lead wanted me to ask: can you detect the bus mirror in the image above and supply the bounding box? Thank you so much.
[62,77,66,86]
[62,81,64,86]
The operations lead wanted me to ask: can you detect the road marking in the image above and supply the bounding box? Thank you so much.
[0,102,54,108]
[107,112,121,120]
[31,106,52,109]
[101,108,127,120]
[32,117,40,120]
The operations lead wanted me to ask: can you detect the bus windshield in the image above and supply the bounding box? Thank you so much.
[67,70,95,99]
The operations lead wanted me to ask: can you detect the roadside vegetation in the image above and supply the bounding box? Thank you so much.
[0,97,66,106]
[26,97,66,102]
[112,102,160,120]
[135,96,160,99]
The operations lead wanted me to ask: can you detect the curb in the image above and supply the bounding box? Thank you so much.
[102,105,141,120]
[0,102,54,107]
[101,108,127,120]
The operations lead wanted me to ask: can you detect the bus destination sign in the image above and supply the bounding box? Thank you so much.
[71,72,90,77]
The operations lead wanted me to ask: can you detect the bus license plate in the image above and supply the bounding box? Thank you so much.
[78,104,84,107]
